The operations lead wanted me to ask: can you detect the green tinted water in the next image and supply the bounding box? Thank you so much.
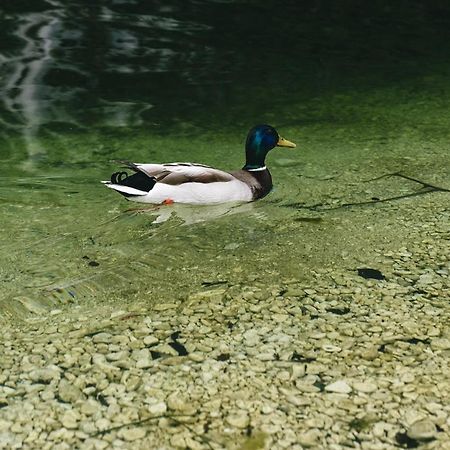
[2,74,450,322]
[1,2,450,322]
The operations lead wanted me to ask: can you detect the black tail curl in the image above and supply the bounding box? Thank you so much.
[110,170,156,193]
[111,171,129,184]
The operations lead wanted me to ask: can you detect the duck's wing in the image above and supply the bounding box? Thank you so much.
[117,161,235,185]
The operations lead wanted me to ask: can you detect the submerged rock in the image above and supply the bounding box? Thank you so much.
[406,419,437,441]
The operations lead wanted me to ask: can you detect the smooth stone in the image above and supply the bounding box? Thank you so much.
[136,358,153,369]
[298,429,321,448]
[95,418,111,431]
[167,393,196,415]
[353,381,377,393]
[58,379,83,403]
[290,364,306,379]
[286,395,309,407]
[417,273,434,285]
[322,344,342,353]
[143,336,159,346]
[148,401,167,415]
[92,333,113,344]
[29,367,60,383]
[80,400,100,416]
[243,329,260,346]
[61,410,79,429]
[118,427,147,441]
[272,313,289,323]
[170,435,186,448]
[105,351,128,362]
[360,346,379,361]
[431,338,450,350]
[226,412,250,429]
[325,380,352,394]
[407,419,437,441]
[154,344,180,356]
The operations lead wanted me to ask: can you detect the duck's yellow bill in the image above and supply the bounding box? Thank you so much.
[277,136,296,148]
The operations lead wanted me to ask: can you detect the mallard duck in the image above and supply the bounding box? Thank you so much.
[102,124,296,205]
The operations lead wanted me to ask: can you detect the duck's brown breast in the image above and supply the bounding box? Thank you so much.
[230,169,273,200]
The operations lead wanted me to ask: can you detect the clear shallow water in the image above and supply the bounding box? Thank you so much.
[1,1,450,321]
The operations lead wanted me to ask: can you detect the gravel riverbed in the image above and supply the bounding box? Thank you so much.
[1,195,449,450]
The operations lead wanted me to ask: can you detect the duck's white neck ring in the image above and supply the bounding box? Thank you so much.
[246,166,267,172]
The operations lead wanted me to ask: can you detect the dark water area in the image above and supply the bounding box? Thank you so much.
[2,0,450,138]
[1,1,450,320]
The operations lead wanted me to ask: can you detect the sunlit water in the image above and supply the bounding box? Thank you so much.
[1,1,450,321]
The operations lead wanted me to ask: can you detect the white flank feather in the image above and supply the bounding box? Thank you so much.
[128,179,253,204]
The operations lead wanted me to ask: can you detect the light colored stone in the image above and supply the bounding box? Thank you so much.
[136,357,153,369]
[286,395,309,407]
[417,273,434,285]
[298,429,321,447]
[92,333,113,344]
[226,411,250,429]
[105,351,128,362]
[360,346,378,361]
[58,379,83,403]
[431,338,450,350]
[243,329,260,346]
[61,410,79,429]
[118,427,147,441]
[80,400,100,416]
[167,393,196,415]
[325,380,352,394]
[148,401,167,415]
[322,344,342,352]
[290,364,306,379]
[95,418,111,431]
[407,419,437,441]
[143,336,159,346]
[29,367,60,383]
[170,434,186,448]
[353,381,377,393]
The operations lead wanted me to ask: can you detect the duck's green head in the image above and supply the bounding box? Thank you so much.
[244,124,296,170]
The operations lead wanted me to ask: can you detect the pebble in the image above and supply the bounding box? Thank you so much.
[118,427,147,441]
[29,367,60,383]
[322,344,342,352]
[406,419,437,441]
[58,379,83,403]
[325,380,352,394]
[61,410,79,429]
[226,411,250,429]
[353,381,377,393]
[298,429,321,447]
[136,357,153,369]
[80,400,100,416]
[92,333,113,344]
[360,346,379,361]
[143,336,159,346]
[431,338,450,350]
[148,401,167,415]
[167,393,196,415]
[170,434,186,448]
